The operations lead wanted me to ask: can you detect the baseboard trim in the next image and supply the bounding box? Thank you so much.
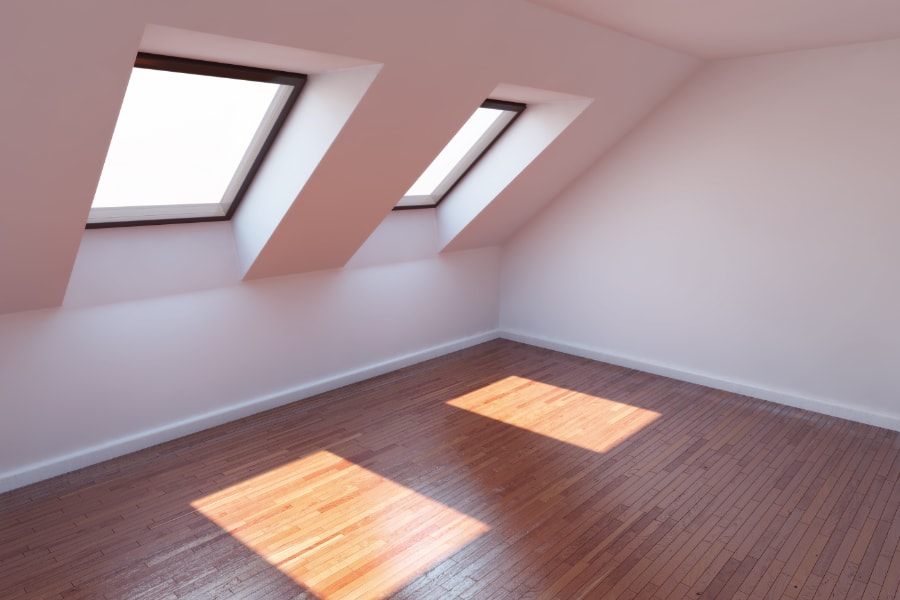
[501,330,900,433]
[0,330,500,493]
[8,328,896,493]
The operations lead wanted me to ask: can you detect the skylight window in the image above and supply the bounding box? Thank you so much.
[395,99,525,209]
[87,53,306,227]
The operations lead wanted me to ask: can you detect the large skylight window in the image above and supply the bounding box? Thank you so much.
[87,53,306,227]
[395,99,525,209]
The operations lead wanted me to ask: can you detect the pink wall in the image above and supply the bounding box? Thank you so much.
[502,39,900,430]
[0,234,501,491]
[0,0,695,315]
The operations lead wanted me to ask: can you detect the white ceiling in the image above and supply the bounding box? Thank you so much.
[0,0,696,315]
[527,0,900,58]
[9,0,900,315]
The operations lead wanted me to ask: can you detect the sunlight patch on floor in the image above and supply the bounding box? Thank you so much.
[191,450,489,599]
[447,375,661,453]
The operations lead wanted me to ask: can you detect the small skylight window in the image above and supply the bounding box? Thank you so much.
[87,53,306,227]
[395,99,525,209]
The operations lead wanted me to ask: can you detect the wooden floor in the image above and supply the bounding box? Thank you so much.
[2,340,899,599]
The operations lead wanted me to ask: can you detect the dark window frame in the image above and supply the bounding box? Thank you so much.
[87,52,307,228]
[394,99,526,210]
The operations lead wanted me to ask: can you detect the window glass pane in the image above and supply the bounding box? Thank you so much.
[405,107,506,197]
[92,68,282,209]
[396,100,524,209]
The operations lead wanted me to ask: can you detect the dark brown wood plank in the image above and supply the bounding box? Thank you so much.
[1,339,898,599]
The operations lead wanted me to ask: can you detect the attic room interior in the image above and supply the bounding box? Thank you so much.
[2,0,900,598]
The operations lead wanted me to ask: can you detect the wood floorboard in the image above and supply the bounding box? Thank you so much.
[1,339,899,599]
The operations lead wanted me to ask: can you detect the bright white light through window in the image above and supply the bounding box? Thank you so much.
[88,54,305,226]
[94,70,278,208]
[396,100,524,208]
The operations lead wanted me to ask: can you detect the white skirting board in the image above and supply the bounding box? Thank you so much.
[5,328,897,493]
[0,330,499,493]
[501,330,900,433]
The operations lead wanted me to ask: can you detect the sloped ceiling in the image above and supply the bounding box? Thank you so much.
[526,0,900,58]
[0,0,696,314]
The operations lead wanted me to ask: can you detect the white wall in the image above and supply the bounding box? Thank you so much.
[0,215,501,491]
[0,0,699,493]
[501,39,900,430]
